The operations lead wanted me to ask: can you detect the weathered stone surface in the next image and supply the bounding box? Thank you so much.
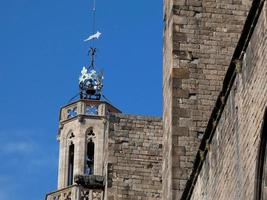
[191,4,267,199]
[172,67,190,79]
[106,114,163,200]
[163,0,252,198]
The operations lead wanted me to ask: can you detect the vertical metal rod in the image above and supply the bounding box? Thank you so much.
[89,47,96,70]
[92,0,96,35]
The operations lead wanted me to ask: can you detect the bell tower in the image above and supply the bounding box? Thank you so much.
[45,46,121,199]
[45,5,122,195]
[57,98,120,190]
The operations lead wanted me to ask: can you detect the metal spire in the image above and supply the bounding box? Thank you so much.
[89,47,96,70]
[78,0,104,100]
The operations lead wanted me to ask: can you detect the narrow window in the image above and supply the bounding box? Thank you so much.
[67,143,75,186]
[85,139,95,175]
[255,109,267,200]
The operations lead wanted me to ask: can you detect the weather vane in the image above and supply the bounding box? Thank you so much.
[79,0,104,100]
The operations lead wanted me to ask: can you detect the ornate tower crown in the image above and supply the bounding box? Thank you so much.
[79,47,104,100]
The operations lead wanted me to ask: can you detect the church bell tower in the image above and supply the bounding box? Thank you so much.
[44,1,123,198]
[45,39,121,199]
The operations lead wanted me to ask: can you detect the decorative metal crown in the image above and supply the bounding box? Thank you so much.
[79,66,104,100]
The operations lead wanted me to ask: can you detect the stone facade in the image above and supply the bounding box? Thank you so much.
[106,114,163,200]
[163,0,252,198]
[189,1,267,199]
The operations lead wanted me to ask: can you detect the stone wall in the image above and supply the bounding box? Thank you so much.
[163,0,252,198]
[190,2,267,199]
[106,114,163,200]
[162,0,174,199]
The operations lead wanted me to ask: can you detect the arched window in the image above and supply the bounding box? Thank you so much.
[255,109,267,200]
[85,128,95,175]
[67,142,75,186]
[85,139,95,175]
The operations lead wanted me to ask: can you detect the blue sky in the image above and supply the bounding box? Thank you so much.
[0,0,162,199]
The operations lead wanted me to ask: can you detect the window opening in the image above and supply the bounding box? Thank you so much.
[67,143,75,186]
[85,139,95,175]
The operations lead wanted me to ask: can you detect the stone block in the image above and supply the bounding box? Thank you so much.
[172,146,186,156]
[173,16,188,25]
[173,88,190,98]
[172,107,190,118]
[173,127,189,136]
[173,50,193,61]
[172,67,190,79]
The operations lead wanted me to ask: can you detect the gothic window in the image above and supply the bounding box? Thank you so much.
[67,142,75,186]
[86,139,95,175]
[86,128,95,137]
[85,128,95,175]
[256,109,267,200]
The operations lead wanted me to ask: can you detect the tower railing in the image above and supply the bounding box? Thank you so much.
[45,185,103,200]
[59,99,121,122]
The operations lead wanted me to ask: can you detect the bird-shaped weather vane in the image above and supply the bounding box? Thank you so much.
[79,0,104,100]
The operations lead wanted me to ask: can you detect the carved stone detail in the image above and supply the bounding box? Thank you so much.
[47,188,71,200]
[63,191,71,200]
[46,186,103,200]
[80,189,90,200]
[74,175,105,189]
[92,191,102,200]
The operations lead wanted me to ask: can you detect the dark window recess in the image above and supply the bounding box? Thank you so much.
[107,163,113,188]
[85,139,95,175]
[87,128,95,136]
[67,143,75,186]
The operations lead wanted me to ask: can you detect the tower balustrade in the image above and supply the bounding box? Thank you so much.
[59,100,121,122]
[45,185,103,200]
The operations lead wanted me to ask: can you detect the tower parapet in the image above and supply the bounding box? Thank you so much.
[59,100,120,123]
[45,185,103,200]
